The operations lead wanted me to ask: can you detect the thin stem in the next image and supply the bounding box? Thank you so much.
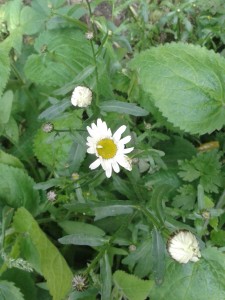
[85,0,100,106]
[84,213,136,275]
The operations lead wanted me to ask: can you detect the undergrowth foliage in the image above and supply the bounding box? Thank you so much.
[0,0,225,299]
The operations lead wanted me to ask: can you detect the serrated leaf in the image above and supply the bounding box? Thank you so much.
[113,270,153,300]
[0,43,10,99]
[0,150,24,169]
[24,29,94,87]
[0,90,13,124]
[13,207,73,300]
[0,280,24,300]
[1,269,37,300]
[100,100,148,116]
[0,164,39,215]
[178,150,222,193]
[33,112,82,170]
[130,43,225,134]
[150,247,225,300]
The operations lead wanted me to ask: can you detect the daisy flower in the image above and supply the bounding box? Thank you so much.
[167,230,201,264]
[86,119,134,178]
[71,86,92,108]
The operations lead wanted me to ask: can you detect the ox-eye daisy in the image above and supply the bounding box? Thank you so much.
[86,119,134,178]
[167,230,201,264]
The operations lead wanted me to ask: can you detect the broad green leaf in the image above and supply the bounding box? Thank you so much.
[0,164,39,215]
[113,270,153,300]
[100,100,149,116]
[0,280,24,300]
[20,6,44,35]
[130,43,225,134]
[2,116,19,144]
[152,228,166,285]
[150,247,225,300]
[59,221,105,236]
[13,207,73,300]
[0,43,10,98]
[1,269,37,300]
[0,90,13,124]
[24,29,94,87]
[0,150,24,169]
[58,234,108,247]
[33,111,82,170]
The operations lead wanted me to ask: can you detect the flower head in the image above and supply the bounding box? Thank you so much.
[72,274,88,292]
[167,230,201,264]
[42,122,54,133]
[86,119,134,178]
[47,190,57,202]
[71,86,92,108]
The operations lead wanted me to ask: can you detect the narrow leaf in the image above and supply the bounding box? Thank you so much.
[100,100,149,116]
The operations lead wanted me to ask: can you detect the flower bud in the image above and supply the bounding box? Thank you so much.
[71,86,93,108]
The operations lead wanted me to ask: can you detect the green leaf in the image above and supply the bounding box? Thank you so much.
[2,116,19,144]
[0,280,24,300]
[94,204,134,221]
[0,164,39,215]
[122,239,153,278]
[152,228,165,285]
[113,270,153,300]
[0,43,10,99]
[20,6,44,35]
[100,100,148,116]
[0,90,13,124]
[1,269,37,300]
[130,43,225,134]
[0,150,24,169]
[33,111,82,171]
[59,221,105,237]
[100,253,112,300]
[24,29,94,87]
[150,247,225,300]
[13,207,73,300]
[178,150,223,193]
[58,234,107,247]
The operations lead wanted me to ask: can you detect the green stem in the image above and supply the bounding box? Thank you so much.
[85,0,100,107]
[84,213,136,275]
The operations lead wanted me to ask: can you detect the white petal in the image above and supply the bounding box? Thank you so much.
[112,161,120,173]
[123,147,134,154]
[89,158,101,170]
[87,147,96,154]
[87,126,95,137]
[113,125,126,141]
[117,155,132,171]
[118,135,131,145]
[105,164,112,178]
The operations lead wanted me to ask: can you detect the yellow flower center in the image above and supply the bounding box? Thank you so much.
[96,138,117,159]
